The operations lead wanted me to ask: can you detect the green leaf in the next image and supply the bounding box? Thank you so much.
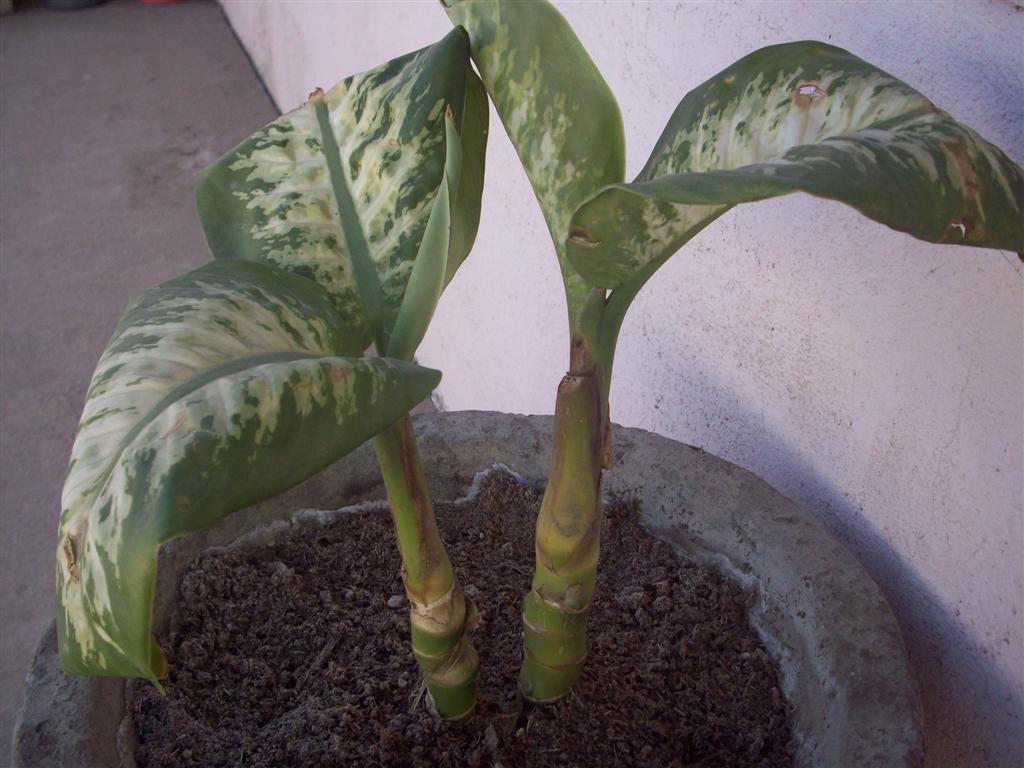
[57,260,441,684]
[444,0,625,325]
[196,27,486,353]
[446,68,489,289]
[567,40,1024,293]
[387,110,461,362]
[387,69,489,362]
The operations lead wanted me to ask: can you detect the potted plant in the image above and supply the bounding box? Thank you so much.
[15,2,1022,766]
[56,26,489,722]
[442,0,1024,706]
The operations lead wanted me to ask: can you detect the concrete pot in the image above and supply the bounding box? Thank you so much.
[13,411,923,767]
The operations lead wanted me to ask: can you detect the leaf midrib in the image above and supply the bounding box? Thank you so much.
[313,99,387,350]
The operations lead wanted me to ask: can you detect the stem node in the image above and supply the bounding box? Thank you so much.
[373,416,479,718]
[519,366,603,702]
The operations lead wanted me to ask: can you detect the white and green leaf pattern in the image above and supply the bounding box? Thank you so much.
[382,74,489,362]
[57,260,440,682]
[444,0,625,327]
[197,27,487,355]
[387,110,462,362]
[567,41,1024,291]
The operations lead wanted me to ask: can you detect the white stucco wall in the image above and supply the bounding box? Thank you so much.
[219,2,1023,765]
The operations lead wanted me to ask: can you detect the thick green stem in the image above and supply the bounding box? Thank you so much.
[520,329,605,702]
[372,415,478,718]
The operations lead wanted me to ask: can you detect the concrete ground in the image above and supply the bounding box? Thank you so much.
[0,0,277,752]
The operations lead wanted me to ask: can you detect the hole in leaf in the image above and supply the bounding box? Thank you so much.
[793,83,826,107]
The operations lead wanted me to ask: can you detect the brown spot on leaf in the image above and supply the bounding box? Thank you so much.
[64,534,80,583]
[793,83,826,108]
[724,74,736,85]
[568,228,599,248]
[950,145,980,195]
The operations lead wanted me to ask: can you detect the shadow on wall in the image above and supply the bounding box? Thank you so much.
[766,435,1023,768]
[634,357,1024,767]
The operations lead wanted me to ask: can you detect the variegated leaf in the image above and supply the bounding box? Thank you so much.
[385,69,490,361]
[57,260,440,683]
[387,110,461,362]
[196,27,487,356]
[567,41,1024,291]
[445,68,488,289]
[444,0,625,325]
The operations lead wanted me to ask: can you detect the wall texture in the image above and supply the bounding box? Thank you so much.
[220,2,1023,765]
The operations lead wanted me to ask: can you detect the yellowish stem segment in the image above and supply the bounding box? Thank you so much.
[373,415,478,718]
[520,365,604,702]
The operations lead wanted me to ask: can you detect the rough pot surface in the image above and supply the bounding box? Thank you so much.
[13,411,923,768]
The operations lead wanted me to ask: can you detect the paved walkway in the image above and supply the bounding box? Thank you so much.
[0,0,276,751]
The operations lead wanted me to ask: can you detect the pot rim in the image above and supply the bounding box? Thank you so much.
[13,410,923,768]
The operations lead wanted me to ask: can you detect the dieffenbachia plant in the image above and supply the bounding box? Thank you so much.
[58,27,488,720]
[445,0,1024,703]
[195,26,488,719]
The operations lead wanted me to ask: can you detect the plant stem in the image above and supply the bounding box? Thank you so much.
[372,415,479,718]
[520,323,605,702]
